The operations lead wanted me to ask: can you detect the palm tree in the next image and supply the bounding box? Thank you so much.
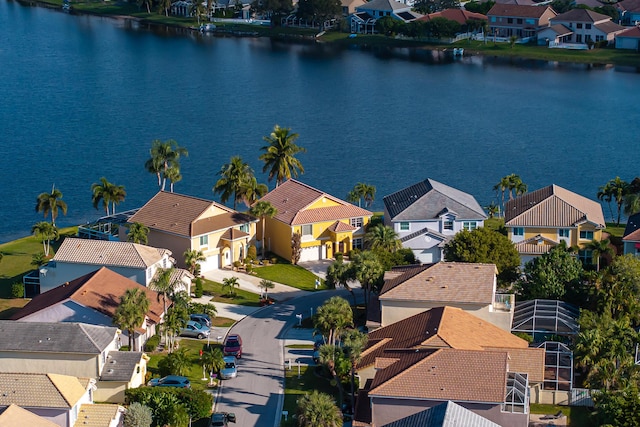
[113,288,150,351]
[31,221,58,257]
[213,156,253,209]
[202,347,225,381]
[317,344,345,407]
[342,329,368,413]
[365,224,401,252]
[163,165,182,193]
[346,183,376,208]
[506,174,526,200]
[222,276,240,297]
[598,183,615,223]
[325,257,356,305]
[190,0,206,24]
[259,279,275,299]
[350,251,384,315]
[313,296,353,346]
[127,222,149,244]
[485,202,500,218]
[35,185,68,226]
[624,193,640,217]
[493,176,511,213]
[585,238,614,272]
[249,201,278,259]
[145,139,188,191]
[184,249,206,276]
[259,125,306,187]
[91,177,126,215]
[150,268,178,320]
[296,391,342,427]
[601,177,630,226]
[239,176,268,209]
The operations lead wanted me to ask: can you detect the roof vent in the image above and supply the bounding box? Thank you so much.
[441,285,448,289]
[108,369,114,374]
[173,203,179,207]
[47,337,51,341]
[110,359,117,364]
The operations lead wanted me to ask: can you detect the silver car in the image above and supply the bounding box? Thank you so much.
[219,356,237,380]
[179,320,210,339]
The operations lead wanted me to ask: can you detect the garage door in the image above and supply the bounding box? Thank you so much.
[298,246,321,262]
[198,254,219,272]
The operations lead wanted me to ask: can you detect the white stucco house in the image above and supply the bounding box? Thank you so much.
[383,178,487,264]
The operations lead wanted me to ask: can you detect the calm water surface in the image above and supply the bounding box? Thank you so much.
[1,0,639,244]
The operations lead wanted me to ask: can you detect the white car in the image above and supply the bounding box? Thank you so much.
[219,356,238,379]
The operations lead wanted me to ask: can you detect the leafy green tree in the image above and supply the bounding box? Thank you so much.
[158,347,191,376]
[259,125,306,187]
[624,193,640,217]
[325,257,357,305]
[91,177,126,215]
[291,232,302,265]
[314,296,353,346]
[550,0,572,13]
[426,17,461,38]
[145,139,188,191]
[375,16,401,36]
[189,301,217,318]
[190,0,206,24]
[35,185,68,226]
[296,0,342,30]
[296,390,343,427]
[372,247,416,271]
[213,156,253,209]
[598,255,640,323]
[11,282,24,298]
[464,0,494,14]
[184,249,205,276]
[31,221,58,257]
[127,222,149,245]
[585,238,614,272]
[444,227,520,285]
[414,0,459,13]
[163,294,190,351]
[593,383,640,427]
[365,224,401,252]
[113,288,150,351]
[317,344,348,407]
[250,200,278,259]
[347,182,376,208]
[137,0,151,13]
[158,0,171,16]
[485,203,499,218]
[222,276,240,297]
[253,0,294,24]
[124,402,152,427]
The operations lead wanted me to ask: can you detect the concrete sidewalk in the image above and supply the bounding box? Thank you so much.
[201,268,312,302]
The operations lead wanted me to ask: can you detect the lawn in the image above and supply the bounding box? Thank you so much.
[201,278,261,306]
[281,365,340,427]
[530,404,596,426]
[252,262,326,291]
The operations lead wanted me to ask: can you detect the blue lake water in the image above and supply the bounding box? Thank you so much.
[1,0,639,244]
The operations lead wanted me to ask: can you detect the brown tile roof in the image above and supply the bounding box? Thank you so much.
[379,262,497,305]
[505,184,605,228]
[128,191,233,237]
[595,20,626,33]
[220,228,251,241]
[258,179,372,225]
[0,373,86,409]
[515,235,558,255]
[486,346,546,383]
[353,384,373,426]
[617,24,640,38]
[13,267,165,324]
[553,8,612,22]
[617,0,640,12]
[369,349,508,403]
[192,212,257,237]
[0,404,59,427]
[53,238,169,269]
[487,4,555,18]
[420,8,487,24]
[357,307,529,370]
[328,220,357,232]
[74,404,122,427]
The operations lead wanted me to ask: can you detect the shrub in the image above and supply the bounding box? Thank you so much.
[514,332,533,343]
[246,245,257,261]
[245,262,253,274]
[125,387,213,424]
[233,260,241,270]
[194,278,203,298]
[119,346,131,351]
[144,335,161,352]
[271,257,277,264]
[11,282,24,298]
[124,402,153,427]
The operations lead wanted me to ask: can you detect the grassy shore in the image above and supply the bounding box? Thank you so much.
[21,0,640,67]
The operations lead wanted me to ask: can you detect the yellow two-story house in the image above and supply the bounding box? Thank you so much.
[257,180,373,262]
[125,191,258,271]
[505,184,605,266]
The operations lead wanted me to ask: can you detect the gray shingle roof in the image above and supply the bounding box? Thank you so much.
[100,351,144,382]
[384,178,486,221]
[381,401,500,427]
[0,321,117,354]
[357,0,409,11]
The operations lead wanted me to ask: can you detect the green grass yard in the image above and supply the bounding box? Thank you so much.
[201,278,261,306]
[530,404,596,426]
[252,262,326,291]
[281,365,340,427]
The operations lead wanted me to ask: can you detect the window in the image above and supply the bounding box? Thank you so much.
[240,224,250,233]
[491,17,496,22]
[517,18,522,24]
[199,235,209,247]
[580,230,594,240]
[596,35,603,41]
[559,229,570,238]
[578,250,593,265]
[507,18,513,24]
[146,269,152,279]
[577,23,582,29]
[463,221,477,231]
[302,224,313,236]
[576,34,582,43]
[351,217,363,228]
[585,23,591,29]
[444,220,454,230]
[526,18,535,25]
[353,238,363,250]
[513,227,524,236]
[400,222,410,231]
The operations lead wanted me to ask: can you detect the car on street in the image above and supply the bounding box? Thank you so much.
[223,334,243,358]
[209,412,236,427]
[190,313,211,327]
[148,375,191,388]
[219,356,238,380]
[180,320,210,339]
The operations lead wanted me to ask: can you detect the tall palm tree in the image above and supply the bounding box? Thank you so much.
[597,183,615,223]
[601,177,630,226]
[259,279,275,299]
[35,185,68,226]
[184,249,206,276]
[350,251,384,315]
[31,221,58,257]
[259,125,306,187]
[624,193,640,217]
[585,238,614,272]
[342,329,368,414]
[347,182,376,207]
[113,288,150,351]
[91,177,126,215]
[127,222,149,244]
[493,176,511,213]
[485,202,500,218]
[239,176,268,209]
[145,139,188,191]
[202,347,225,380]
[150,268,178,320]
[163,165,182,193]
[213,156,253,209]
[296,391,342,427]
[249,200,278,259]
[365,224,401,252]
[313,296,353,346]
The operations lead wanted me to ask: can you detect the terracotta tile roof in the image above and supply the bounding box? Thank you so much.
[379,262,497,305]
[595,20,626,33]
[0,373,86,409]
[74,404,122,427]
[485,346,546,383]
[488,4,555,18]
[328,220,357,232]
[369,349,508,403]
[192,212,257,237]
[617,0,640,12]
[220,228,250,241]
[357,307,529,369]
[515,235,558,255]
[128,191,233,237]
[617,25,640,38]
[53,238,169,269]
[0,404,59,427]
[12,267,164,324]
[258,180,372,225]
[553,8,612,22]
[420,8,488,24]
[505,184,605,228]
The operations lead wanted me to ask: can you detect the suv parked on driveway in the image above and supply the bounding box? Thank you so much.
[190,313,211,327]
[180,320,210,339]
[223,334,243,358]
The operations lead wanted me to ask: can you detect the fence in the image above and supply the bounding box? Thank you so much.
[570,388,595,407]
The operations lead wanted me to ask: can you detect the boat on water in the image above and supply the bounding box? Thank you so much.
[200,23,216,32]
[62,0,71,11]
[452,47,464,56]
